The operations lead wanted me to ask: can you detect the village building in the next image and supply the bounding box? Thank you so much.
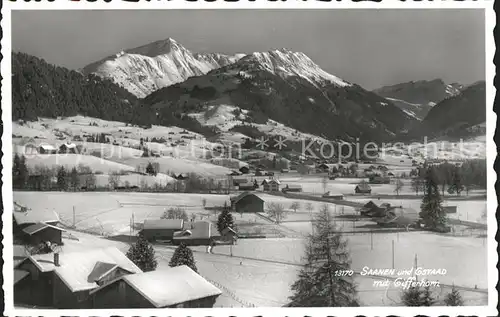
[282,184,303,193]
[355,183,372,194]
[90,265,221,308]
[375,207,420,228]
[232,176,249,186]
[21,222,66,245]
[172,221,215,246]
[261,179,280,192]
[14,247,143,308]
[322,191,344,200]
[238,182,257,191]
[140,219,185,241]
[359,201,387,217]
[172,173,189,180]
[59,143,77,154]
[13,205,60,236]
[230,192,265,214]
[239,166,250,174]
[369,175,391,184]
[38,144,57,154]
[228,170,241,176]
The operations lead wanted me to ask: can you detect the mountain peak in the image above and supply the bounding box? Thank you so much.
[125,37,186,57]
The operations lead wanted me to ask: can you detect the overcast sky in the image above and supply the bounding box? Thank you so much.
[12,9,485,90]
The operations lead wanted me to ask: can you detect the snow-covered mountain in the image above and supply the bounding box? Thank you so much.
[144,47,414,141]
[82,38,244,98]
[372,79,464,120]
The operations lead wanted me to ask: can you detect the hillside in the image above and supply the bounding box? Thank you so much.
[144,49,415,142]
[404,81,486,140]
[82,38,244,98]
[373,79,463,120]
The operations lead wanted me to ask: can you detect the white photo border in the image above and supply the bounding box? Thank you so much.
[1,1,497,316]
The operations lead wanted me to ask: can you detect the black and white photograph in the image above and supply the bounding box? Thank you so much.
[3,4,496,315]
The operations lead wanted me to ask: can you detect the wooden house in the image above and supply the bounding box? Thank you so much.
[90,266,221,308]
[239,166,250,174]
[59,143,77,154]
[355,183,372,194]
[261,179,280,192]
[375,207,420,228]
[14,247,142,308]
[322,191,344,200]
[172,221,215,246]
[238,182,257,191]
[21,222,65,245]
[230,192,265,214]
[140,219,185,241]
[220,227,238,245]
[38,144,57,155]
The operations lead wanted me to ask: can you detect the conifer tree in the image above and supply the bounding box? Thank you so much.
[419,167,447,230]
[13,154,29,189]
[56,166,67,191]
[217,202,235,234]
[421,285,436,306]
[126,233,158,272]
[289,204,358,307]
[401,285,424,306]
[444,285,464,306]
[448,167,464,196]
[70,166,79,191]
[169,243,198,273]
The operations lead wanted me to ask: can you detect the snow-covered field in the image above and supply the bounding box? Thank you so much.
[24,154,135,174]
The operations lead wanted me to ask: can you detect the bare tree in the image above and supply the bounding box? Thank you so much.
[305,202,314,214]
[394,177,404,196]
[161,207,189,221]
[267,202,288,224]
[202,198,207,209]
[411,178,424,196]
[290,201,301,213]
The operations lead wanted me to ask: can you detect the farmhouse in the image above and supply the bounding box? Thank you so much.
[38,144,57,154]
[359,201,387,217]
[282,184,303,193]
[375,207,420,228]
[172,221,215,246]
[14,247,142,308]
[59,143,77,154]
[228,170,241,176]
[140,219,185,241]
[238,182,257,191]
[90,266,221,308]
[355,183,372,194]
[172,173,189,180]
[230,192,265,214]
[261,179,280,192]
[13,206,60,236]
[232,176,249,186]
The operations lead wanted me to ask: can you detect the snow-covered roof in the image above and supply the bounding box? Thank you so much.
[17,247,142,292]
[231,192,265,204]
[92,265,221,307]
[39,144,56,151]
[22,222,65,235]
[143,219,184,230]
[173,221,212,240]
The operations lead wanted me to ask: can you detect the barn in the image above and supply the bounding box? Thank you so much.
[355,183,372,194]
[38,144,57,154]
[13,205,60,238]
[140,219,185,241]
[59,143,77,154]
[282,184,303,193]
[230,192,265,214]
[90,265,221,308]
[322,191,344,200]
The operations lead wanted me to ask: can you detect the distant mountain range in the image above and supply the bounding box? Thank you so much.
[13,37,485,143]
[372,79,464,120]
[82,38,245,98]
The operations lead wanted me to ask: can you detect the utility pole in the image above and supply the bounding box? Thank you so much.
[414,253,418,281]
[370,230,373,250]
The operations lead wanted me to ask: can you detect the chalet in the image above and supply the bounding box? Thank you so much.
[38,144,57,154]
[90,266,221,308]
[230,192,265,214]
[375,207,420,228]
[262,179,280,192]
[282,184,303,193]
[14,247,142,308]
[59,143,77,154]
[239,166,250,174]
[322,191,344,200]
[359,201,387,217]
[140,219,185,241]
[238,182,257,191]
[355,183,372,194]
[172,221,215,246]
[172,173,189,180]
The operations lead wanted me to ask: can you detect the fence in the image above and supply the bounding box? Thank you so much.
[206,278,257,308]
